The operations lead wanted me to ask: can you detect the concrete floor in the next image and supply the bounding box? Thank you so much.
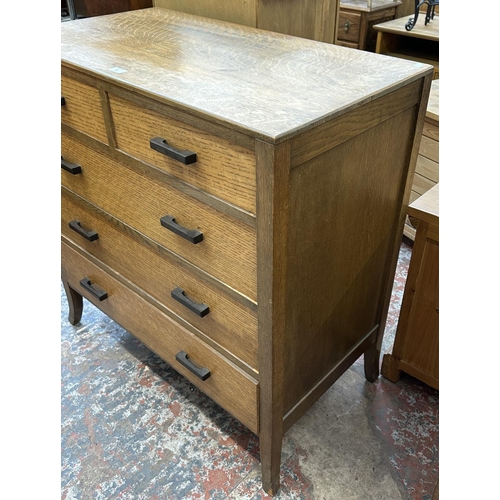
[61,239,439,499]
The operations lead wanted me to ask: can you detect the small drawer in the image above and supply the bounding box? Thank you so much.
[61,75,108,144]
[61,241,259,433]
[61,133,257,301]
[61,190,258,370]
[337,11,361,44]
[109,95,256,214]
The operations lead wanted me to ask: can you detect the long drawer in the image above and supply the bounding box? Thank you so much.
[61,240,259,434]
[61,133,257,301]
[61,189,258,370]
[61,75,108,144]
[109,95,257,214]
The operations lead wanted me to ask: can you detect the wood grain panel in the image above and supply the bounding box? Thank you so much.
[291,80,422,167]
[61,133,257,301]
[284,107,416,412]
[257,0,337,43]
[153,0,257,26]
[61,76,108,144]
[62,190,258,370]
[415,155,438,183]
[418,134,439,162]
[62,241,259,432]
[109,95,256,213]
[422,120,438,142]
[412,170,435,195]
[400,236,439,385]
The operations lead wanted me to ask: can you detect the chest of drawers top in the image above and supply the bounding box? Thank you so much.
[61,7,429,142]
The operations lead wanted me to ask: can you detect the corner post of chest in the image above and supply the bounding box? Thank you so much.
[255,138,291,495]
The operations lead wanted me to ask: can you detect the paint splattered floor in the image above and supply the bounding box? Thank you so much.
[61,239,439,499]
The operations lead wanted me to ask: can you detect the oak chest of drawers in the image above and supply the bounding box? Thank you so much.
[61,8,432,494]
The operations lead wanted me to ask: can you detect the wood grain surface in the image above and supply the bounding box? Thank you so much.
[61,7,431,142]
[62,189,259,370]
[284,105,417,412]
[109,94,256,213]
[154,0,257,27]
[62,133,257,301]
[427,79,439,121]
[62,240,259,433]
[61,76,108,144]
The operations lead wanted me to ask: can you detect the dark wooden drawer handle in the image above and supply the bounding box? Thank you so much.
[171,287,210,317]
[150,137,197,165]
[175,351,211,381]
[79,278,108,301]
[61,96,66,106]
[160,215,203,244]
[69,220,99,242]
[61,156,82,175]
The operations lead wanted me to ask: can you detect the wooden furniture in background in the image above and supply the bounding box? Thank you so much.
[73,0,152,17]
[382,184,439,390]
[61,8,432,494]
[404,78,438,239]
[336,0,401,51]
[153,0,340,43]
[374,13,439,79]
[396,0,439,17]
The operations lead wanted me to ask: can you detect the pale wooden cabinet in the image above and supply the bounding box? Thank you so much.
[382,184,439,389]
[153,0,339,42]
[405,79,439,239]
[61,8,432,494]
[374,13,439,79]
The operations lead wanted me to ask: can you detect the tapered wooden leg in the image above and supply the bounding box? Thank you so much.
[255,140,289,495]
[364,342,381,382]
[260,424,283,495]
[62,280,83,325]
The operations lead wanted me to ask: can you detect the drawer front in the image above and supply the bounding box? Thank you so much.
[61,241,259,434]
[109,95,256,214]
[61,133,257,301]
[337,11,361,44]
[61,75,108,144]
[61,191,258,369]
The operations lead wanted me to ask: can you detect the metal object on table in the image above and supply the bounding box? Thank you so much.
[61,0,77,21]
[405,0,439,31]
